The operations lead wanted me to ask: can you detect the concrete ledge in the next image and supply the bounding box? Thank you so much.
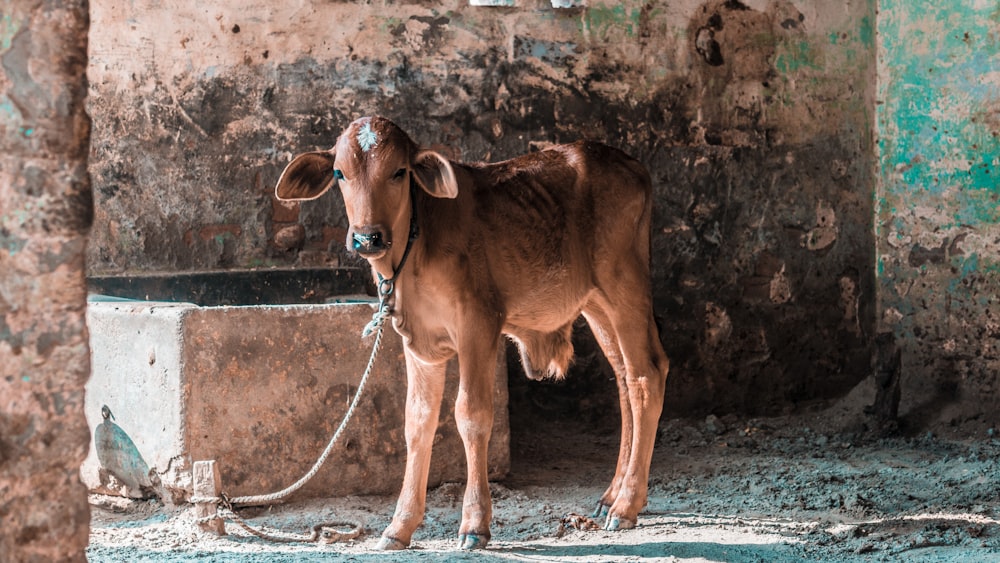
[83,299,509,504]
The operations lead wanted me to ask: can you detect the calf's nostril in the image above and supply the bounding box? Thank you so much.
[352,231,386,252]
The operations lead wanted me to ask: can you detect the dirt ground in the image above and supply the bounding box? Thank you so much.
[86,378,1000,562]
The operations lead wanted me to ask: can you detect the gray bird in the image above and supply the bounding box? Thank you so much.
[94,405,154,496]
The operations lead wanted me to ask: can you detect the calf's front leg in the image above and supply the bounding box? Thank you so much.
[454,333,501,550]
[376,349,447,550]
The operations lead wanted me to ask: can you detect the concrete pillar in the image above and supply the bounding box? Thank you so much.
[0,1,93,561]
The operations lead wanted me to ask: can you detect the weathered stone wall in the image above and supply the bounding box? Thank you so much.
[876,3,1000,428]
[86,0,877,416]
[0,1,92,561]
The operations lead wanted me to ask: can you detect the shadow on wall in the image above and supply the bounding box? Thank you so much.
[645,0,874,417]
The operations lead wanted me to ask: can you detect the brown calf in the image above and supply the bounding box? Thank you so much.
[275,116,669,550]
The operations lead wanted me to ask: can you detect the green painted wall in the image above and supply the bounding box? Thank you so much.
[877,1,1000,425]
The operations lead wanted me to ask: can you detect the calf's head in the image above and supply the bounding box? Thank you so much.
[275,117,458,273]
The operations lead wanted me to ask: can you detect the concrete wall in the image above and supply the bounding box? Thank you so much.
[82,300,509,502]
[0,1,92,561]
[85,0,877,416]
[876,3,1000,427]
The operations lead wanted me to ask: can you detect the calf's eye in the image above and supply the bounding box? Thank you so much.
[393,168,407,180]
[334,169,345,180]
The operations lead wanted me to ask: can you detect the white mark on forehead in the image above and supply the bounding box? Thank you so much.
[357,122,378,152]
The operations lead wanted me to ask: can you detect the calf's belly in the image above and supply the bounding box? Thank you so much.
[502,288,590,333]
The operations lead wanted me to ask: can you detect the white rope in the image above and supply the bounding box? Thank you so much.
[362,300,391,338]
[225,320,386,507]
[194,237,406,542]
[194,505,363,544]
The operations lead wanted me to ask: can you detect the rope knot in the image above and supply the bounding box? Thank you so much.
[362,303,390,338]
[362,276,395,338]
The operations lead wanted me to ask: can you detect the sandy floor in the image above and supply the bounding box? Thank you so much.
[87,380,1000,562]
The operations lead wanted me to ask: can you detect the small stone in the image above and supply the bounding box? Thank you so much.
[273,224,305,250]
[705,414,726,435]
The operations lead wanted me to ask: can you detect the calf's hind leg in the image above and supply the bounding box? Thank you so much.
[584,294,668,530]
[581,306,633,519]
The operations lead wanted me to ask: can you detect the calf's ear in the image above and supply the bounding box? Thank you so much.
[412,150,459,199]
[275,151,337,201]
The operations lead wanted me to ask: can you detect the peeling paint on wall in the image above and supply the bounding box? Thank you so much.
[877,1,1000,425]
[0,13,20,54]
[581,4,642,39]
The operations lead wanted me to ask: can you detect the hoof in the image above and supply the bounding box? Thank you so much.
[592,502,609,519]
[604,515,636,531]
[458,533,490,550]
[375,536,408,551]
